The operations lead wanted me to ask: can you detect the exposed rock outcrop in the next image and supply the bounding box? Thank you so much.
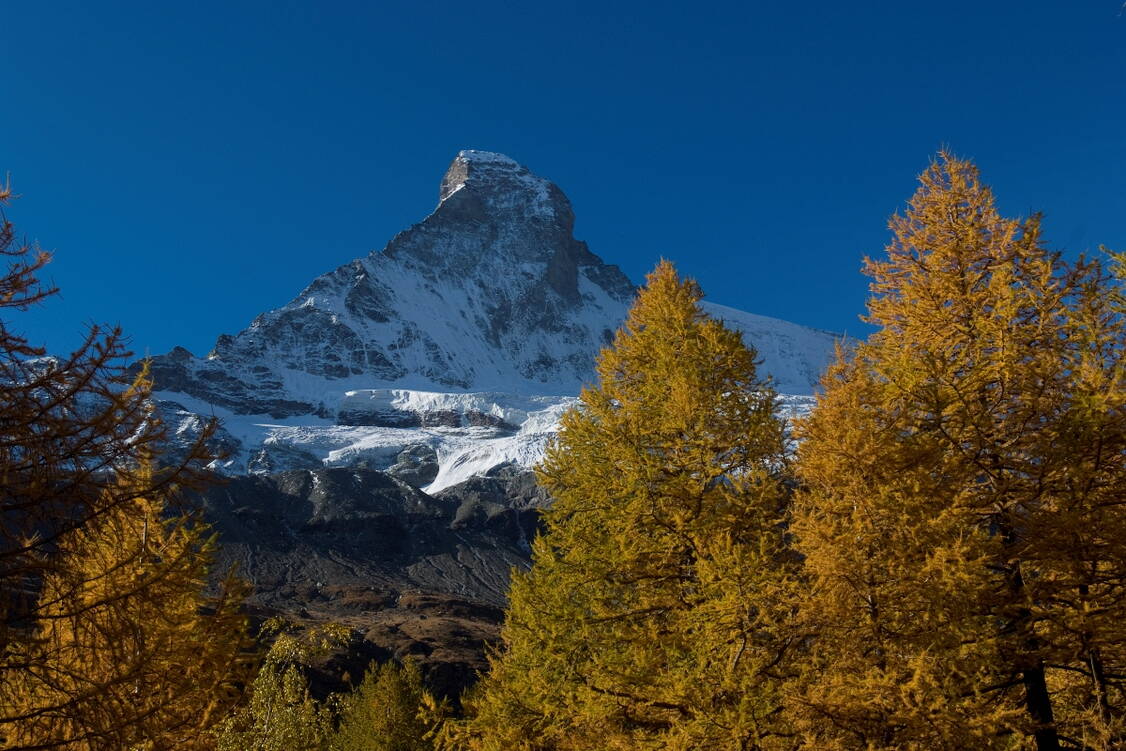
[142,151,841,483]
[196,466,540,698]
[145,150,637,419]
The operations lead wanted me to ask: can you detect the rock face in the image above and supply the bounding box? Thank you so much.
[147,150,636,419]
[201,467,533,611]
[144,150,841,484]
[196,466,537,699]
[384,444,440,487]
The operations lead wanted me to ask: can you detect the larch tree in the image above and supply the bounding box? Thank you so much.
[1109,248,1125,313]
[331,658,436,751]
[0,185,216,634]
[790,153,1126,750]
[215,620,349,751]
[0,183,253,748]
[444,261,798,751]
[6,456,255,750]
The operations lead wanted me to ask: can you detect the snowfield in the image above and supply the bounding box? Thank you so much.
[149,150,839,491]
[157,389,818,493]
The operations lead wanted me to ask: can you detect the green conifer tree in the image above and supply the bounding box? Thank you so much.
[445,261,796,750]
[331,658,434,751]
[214,620,347,751]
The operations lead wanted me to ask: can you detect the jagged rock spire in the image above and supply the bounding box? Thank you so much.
[146,151,637,415]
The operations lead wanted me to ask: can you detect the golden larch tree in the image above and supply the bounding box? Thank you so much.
[790,153,1126,750]
[6,454,255,750]
[0,183,253,749]
[444,261,798,750]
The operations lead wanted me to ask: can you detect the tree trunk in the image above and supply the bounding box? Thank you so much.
[1000,518,1061,751]
[1088,646,1113,726]
[1022,659,1060,751]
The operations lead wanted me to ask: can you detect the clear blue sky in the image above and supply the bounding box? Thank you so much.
[4,1,1124,357]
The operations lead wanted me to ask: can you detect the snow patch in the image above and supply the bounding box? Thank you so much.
[157,388,819,493]
[457,150,519,166]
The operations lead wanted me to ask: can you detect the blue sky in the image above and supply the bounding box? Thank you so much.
[4,1,1124,357]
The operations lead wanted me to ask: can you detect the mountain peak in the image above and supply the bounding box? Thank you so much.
[140,150,842,482]
[438,150,558,220]
[456,149,519,166]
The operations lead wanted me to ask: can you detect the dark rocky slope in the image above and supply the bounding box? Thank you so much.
[196,466,542,699]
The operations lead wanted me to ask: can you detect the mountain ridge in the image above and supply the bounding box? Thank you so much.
[146,150,841,485]
[142,150,845,698]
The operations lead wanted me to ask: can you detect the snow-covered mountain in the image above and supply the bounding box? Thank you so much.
[148,150,840,490]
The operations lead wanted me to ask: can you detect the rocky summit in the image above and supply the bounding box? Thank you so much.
[143,150,844,697]
[147,150,840,486]
[148,149,635,419]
